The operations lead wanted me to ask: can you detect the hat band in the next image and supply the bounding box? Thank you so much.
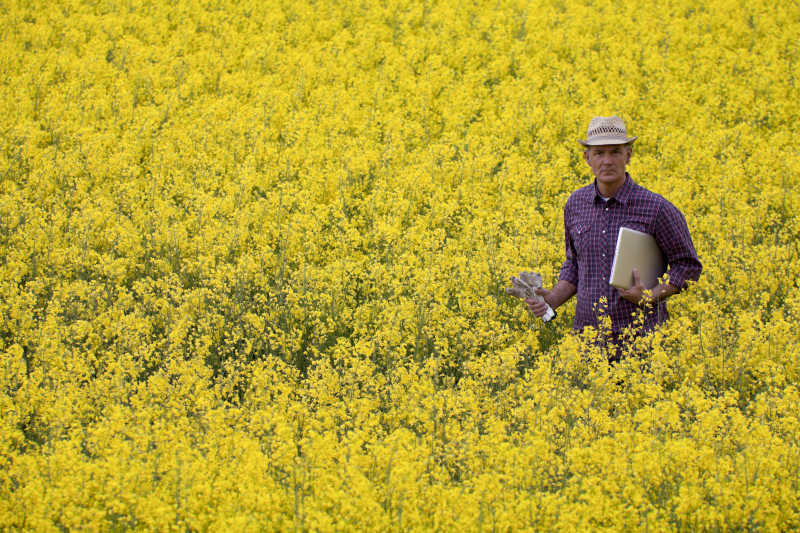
[587,125,627,138]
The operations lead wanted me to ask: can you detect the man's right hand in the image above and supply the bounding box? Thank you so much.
[525,288,552,318]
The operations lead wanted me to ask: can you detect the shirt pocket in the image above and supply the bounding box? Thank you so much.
[572,224,590,256]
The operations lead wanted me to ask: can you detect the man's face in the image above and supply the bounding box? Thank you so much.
[584,144,631,187]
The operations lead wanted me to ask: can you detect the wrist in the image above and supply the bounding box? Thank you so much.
[539,281,575,312]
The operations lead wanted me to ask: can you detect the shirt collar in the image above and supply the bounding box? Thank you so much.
[593,173,636,205]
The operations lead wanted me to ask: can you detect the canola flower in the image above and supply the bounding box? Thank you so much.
[1,0,799,530]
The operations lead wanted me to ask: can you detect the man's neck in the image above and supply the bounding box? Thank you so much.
[596,174,627,198]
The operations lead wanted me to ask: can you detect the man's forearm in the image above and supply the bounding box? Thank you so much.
[647,282,679,303]
[546,280,577,309]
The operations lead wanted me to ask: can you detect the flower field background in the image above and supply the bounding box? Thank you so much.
[2,0,800,530]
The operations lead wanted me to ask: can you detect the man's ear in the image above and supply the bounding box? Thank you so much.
[583,149,590,165]
[625,145,632,164]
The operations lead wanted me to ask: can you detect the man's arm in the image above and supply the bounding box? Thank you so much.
[617,268,678,305]
[652,201,703,291]
[618,196,701,306]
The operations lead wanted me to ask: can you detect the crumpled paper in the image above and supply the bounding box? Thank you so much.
[505,271,556,322]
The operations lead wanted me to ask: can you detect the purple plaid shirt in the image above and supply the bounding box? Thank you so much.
[559,174,702,334]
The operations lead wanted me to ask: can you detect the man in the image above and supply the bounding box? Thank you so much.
[527,116,702,357]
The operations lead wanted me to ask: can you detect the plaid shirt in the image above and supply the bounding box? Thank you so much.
[559,174,702,334]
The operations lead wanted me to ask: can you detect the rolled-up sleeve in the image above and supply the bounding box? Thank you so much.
[653,201,702,290]
[559,207,579,286]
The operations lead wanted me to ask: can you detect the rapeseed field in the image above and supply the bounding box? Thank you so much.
[2,0,799,530]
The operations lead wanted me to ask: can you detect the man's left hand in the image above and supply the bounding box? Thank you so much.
[617,269,650,306]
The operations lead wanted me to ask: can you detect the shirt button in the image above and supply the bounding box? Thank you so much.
[605,207,609,211]
[602,230,606,234]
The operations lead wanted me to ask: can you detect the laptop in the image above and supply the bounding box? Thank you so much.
[609,227,666,290]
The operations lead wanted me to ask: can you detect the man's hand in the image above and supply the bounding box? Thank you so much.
[522,280,577,318]
[617,268,648,305]
[525,288,552,317]
[506,272,556,322]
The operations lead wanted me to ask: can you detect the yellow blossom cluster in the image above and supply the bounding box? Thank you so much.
[1,0,799,530]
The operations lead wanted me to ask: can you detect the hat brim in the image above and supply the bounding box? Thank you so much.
[578,136,637,146]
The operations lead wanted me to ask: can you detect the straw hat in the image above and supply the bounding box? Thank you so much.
[578,116,637,146]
